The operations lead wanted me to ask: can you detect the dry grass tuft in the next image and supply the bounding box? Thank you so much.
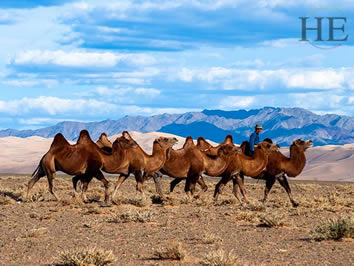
[107,209,156,223]
[84,206,102,215]
[122,197,151,207]
[27,184,46,202]
[258,213,286,228]
[55,247,115,266]
[201,232,223,244]
[310,217,354,241]
[154,242,185,260]
[201,249,238,266]
[25,227,48,238]
[246,203,266,212]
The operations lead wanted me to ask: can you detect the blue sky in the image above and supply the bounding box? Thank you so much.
[0,0,353,129]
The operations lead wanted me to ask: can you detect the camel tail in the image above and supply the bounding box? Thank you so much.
[32,156,46,178]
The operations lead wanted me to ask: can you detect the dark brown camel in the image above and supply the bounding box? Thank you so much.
[72,133,115,201]
[27,130,137,202]
[244,139,313,207]
[157,136,240,199]
[166,135,237,193]
[213,140,279,204]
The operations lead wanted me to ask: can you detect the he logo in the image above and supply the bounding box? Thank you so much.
[299,7,348,49]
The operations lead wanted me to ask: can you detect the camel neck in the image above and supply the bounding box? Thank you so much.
[287,145,306,176]
[146,142,167,173]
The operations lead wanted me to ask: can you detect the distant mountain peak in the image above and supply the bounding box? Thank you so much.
[0,107,353,146]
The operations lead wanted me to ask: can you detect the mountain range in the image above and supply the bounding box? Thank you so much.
[0,107,353,146]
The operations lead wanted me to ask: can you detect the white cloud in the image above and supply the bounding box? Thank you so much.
[177,67,354,91]
[11,50,156,68]
[134,88,160,97]
[259,38,300,48]
[218,96,255,109]
[1,79,58,88]
[0,96,118,115]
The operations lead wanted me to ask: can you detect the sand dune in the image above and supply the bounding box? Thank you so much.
[0,132,352,182]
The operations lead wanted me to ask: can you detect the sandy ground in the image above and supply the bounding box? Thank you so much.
[0,132,353,182]
[0,175,353,265]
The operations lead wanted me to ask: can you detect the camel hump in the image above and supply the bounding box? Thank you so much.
[51,133,70,148]
[263,138,273,144]
[99,133,112,145]
[240,140,251,156]
[197,136,207,145]
[77,130,93,145]
[183,136,195,148]
[122,131,133,140]
[224,135,234,144]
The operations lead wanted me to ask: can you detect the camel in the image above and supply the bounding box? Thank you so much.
[71,133,115,200]
[104,131,178,201]
[27,130,137,203]
[165,135,236,192]
[248,138,313,207]
[156,136,240,199]
[213,140,279,204]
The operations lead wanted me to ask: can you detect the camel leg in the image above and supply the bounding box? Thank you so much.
[135,171,145,198]
[277,174,298,207]
[47,172,60,201]
[231,177,243,205]
[112,174,129,201]
[196,176,208,199]
[184,178,192,200]
[170,178,184,193]
[94,171,112,203]
[81,180,89,203]
[152,172,166,200]
[234,173,249,203]
[188,174,200,198]
[214,176,231,202]
[263,174,276,204]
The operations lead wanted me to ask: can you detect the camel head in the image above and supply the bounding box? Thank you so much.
[114,136,138,149]
[154,136,178,148]
[292,139,313,151]
[257,141,279,153]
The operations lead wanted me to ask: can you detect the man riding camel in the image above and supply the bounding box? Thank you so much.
[248,124,263,156]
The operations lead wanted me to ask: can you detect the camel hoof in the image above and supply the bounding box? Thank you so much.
[112,199,120,206]
[292,201,299,208]
[99,202,112,208]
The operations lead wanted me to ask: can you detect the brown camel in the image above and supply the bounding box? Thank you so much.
[158,136,240,199]
[109,131,178,200]
[213,140,279,204]
[27,130,137,202]
[248,139,313,207]
[72,133,115,200]
[166,135,236,192]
